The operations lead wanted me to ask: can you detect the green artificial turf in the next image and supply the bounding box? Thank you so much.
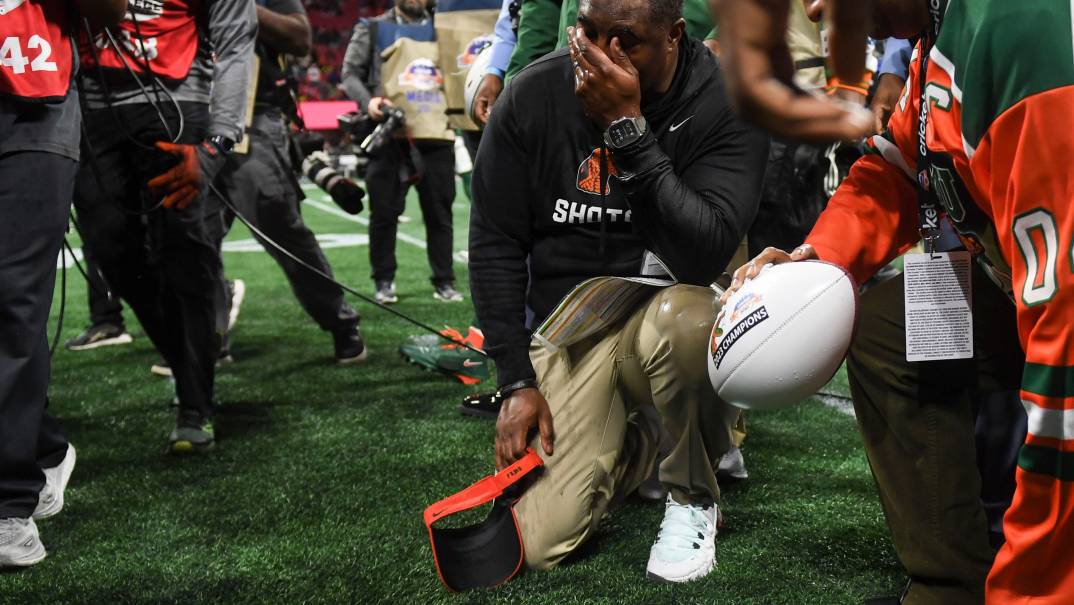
[3,183,902,604]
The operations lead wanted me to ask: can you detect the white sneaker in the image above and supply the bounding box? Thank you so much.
[0,518,47,568]
[717,446,749,481]
[374,281,398,305]
[33,445,76,520]
[432,283,464,302]
[646,495,718,583]
[227,279,246,332]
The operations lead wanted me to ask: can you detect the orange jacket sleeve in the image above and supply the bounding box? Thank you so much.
[805,48,925,286]
[805,150,921,286]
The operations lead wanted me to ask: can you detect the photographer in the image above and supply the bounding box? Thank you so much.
[74,0,257,454]
[210,0,367,364]
[341,0,462,304]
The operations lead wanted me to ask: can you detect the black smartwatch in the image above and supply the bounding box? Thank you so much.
[207,135,236,155]
[603,115,647,150]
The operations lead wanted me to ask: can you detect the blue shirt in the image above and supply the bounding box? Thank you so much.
[879,38,912,80]
[487,0,516,78]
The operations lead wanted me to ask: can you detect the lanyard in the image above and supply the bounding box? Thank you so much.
[916,0,948,253]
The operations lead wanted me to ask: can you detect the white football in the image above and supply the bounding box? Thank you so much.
[464,45,495,127]
[707,261,858,411]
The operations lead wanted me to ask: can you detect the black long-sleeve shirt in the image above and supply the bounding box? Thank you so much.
[469,39,769,387]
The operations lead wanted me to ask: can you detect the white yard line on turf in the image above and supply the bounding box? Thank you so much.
[56,245,84,269]
[302,197,420,245]
[302,187,468,265]
[817,393,855,417]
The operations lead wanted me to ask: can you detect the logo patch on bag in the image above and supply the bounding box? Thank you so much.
[398,58,444,91]
[457,35,493,69]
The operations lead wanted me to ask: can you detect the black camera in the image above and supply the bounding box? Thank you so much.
[301,151,365,215]
[360,106,406,155]
[337,106,406,156]
[337,111,371,139]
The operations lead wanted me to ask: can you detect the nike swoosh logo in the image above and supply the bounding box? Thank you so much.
[462,360,484,368]
[668,115,694,132]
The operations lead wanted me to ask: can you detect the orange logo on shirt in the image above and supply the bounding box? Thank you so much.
[576,148,619,195]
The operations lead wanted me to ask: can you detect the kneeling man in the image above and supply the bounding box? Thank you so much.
[469,0,768,582]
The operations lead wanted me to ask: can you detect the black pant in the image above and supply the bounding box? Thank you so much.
[365,139,455,286]
[0,151,74,518]
[82,245,124,328]
[847,267,1026,604]
[747,139,848,257]
[207,112,359,334]
[73,102,222,420]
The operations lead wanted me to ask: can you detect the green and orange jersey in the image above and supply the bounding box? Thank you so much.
[806,1,1074,601]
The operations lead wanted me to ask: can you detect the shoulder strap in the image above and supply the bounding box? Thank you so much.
[914,0,948,253]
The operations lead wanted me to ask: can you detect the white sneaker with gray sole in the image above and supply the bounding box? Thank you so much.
[433,283,464,302]
[374,281,398,305]
[0,518,47,568]
[646,495,718,583]
[33,444,76,520]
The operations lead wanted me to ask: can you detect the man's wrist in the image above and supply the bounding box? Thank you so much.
[488,343,537,389]
[599,108,641,132]
[486,66,505,80]
[607,128,661,182]
[207,135,236,155]
[498,378,538,398]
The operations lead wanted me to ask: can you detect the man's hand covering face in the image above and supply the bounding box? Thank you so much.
[713,0,873,142]
[567,26,643,130]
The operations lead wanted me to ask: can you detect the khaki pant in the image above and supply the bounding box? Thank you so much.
[515,284,739,570]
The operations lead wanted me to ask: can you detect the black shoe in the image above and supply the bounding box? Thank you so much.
[218,332,234,365]
[167,409,215,455]
[458,391,502,419]
[65,323,133,351]
[334,327,368,364]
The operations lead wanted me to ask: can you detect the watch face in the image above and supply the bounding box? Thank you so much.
[611,121,639,146]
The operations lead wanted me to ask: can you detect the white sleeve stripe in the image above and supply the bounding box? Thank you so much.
[927,46,978,159]
[871,135,916,181]
[1024,399,1074,442]
[929,47,963,103]
[962,133,977,161]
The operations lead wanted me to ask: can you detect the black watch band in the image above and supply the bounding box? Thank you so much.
[207,135,235,155]
[498,378,538,397]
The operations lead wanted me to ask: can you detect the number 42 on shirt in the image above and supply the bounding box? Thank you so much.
[0,35,57,74]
